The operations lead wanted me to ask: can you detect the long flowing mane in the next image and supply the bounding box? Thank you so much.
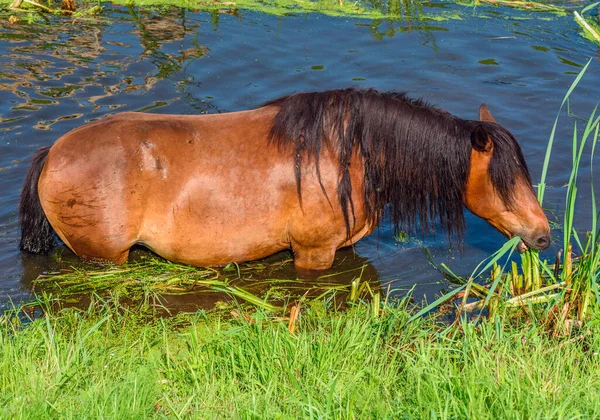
[265,88,530,241]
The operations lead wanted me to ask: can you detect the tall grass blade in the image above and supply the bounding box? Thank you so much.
[408,285,466,323]
[538,59,591,204]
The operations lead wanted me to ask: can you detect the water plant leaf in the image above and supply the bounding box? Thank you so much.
[574,11,600,45]
[581,1,600,14]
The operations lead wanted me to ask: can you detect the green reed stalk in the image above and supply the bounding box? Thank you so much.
[518,59,592,295]
[537,59,592,205]
[556,111,600,320]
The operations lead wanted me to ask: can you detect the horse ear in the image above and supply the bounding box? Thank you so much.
[471,124,494,153]
[479,103,496,123]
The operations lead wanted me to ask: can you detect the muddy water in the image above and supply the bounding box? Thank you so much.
[0,4,599,311]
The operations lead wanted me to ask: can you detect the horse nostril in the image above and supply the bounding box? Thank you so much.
[535,235,551,250]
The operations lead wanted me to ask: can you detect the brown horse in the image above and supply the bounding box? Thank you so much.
[19,89,550,270]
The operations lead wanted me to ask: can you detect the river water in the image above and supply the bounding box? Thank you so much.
[0,3,598,311]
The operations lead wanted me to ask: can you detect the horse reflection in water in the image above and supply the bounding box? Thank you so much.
[19,89,550,271]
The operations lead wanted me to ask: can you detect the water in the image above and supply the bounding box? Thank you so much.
[1,3,599,311]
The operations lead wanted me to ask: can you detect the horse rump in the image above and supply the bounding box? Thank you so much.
[19,146,55,253]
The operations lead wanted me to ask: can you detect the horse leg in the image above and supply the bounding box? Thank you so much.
[292,244,337,271]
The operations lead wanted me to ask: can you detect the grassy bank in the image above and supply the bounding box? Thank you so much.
[2,298,600,418]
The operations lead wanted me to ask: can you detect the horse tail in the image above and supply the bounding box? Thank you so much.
[19,146,55,253]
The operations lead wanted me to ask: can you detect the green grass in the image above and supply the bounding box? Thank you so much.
[457,0,567,14]
[2,297,600,418]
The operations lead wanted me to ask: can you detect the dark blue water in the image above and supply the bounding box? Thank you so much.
[1,3,598,310]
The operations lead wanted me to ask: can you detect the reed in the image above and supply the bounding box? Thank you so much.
[574,2,600,46]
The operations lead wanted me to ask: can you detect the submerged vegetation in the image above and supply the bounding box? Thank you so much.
[30,255,383,312]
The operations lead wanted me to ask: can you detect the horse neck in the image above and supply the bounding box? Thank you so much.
[358,105,471,238]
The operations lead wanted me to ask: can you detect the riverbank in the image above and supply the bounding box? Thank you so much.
[2,297,600,418]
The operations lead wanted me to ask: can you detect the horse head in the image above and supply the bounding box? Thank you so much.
[464,104,551,252]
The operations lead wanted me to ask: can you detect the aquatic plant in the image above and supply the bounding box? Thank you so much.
[574,1,600,46]
[5,0,600,52]
[458,0,566,14]
[30,254,384,313]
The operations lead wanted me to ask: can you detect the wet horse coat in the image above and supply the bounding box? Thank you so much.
[20,89,551,270]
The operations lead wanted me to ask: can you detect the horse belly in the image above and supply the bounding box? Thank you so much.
[137,167,294,266]
[144,218,289,266]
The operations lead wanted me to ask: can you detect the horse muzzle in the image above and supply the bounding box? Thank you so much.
[517,231,551,253]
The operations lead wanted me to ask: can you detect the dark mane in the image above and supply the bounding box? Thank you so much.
[265,88,530,241]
